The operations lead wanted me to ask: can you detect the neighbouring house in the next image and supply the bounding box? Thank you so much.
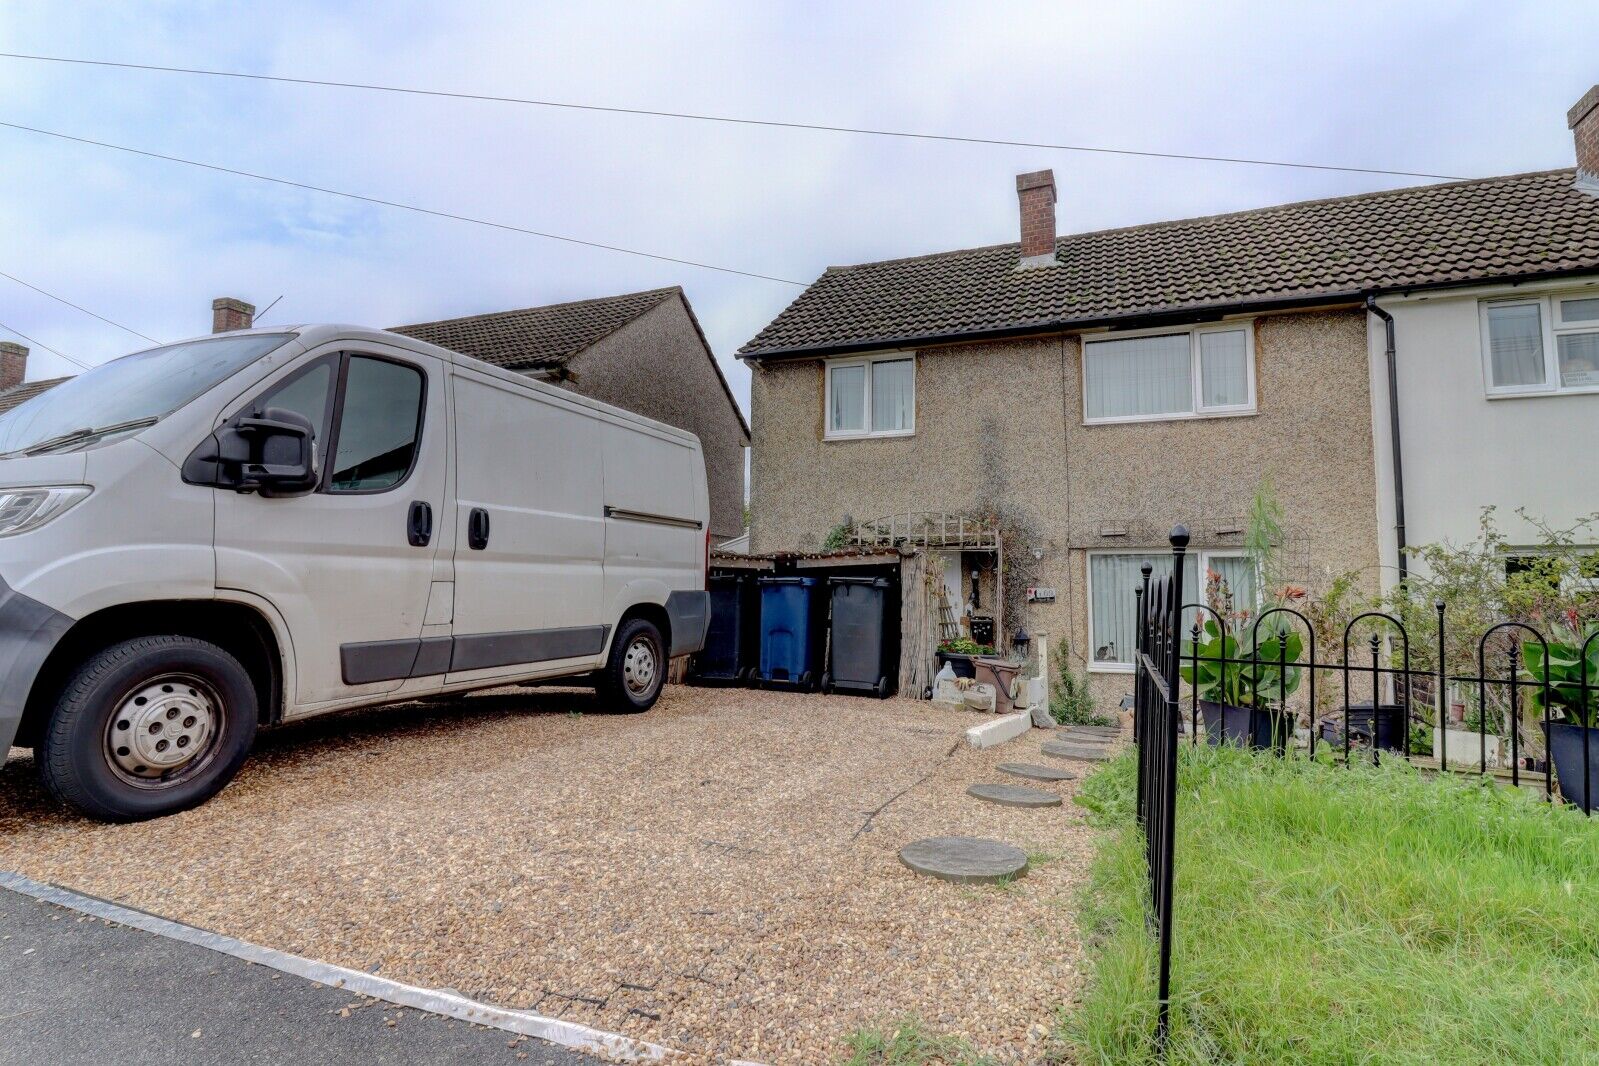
[392,287,750,542]
[740,87,1599,703]
[1368,87,1599,585]
[0,342,70,414]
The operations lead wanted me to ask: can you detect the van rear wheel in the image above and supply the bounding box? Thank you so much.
[38,635,258,822]
[595,618,665,713]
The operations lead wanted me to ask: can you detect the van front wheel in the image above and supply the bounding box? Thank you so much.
[38,636,258,822]
[595,618,665,713]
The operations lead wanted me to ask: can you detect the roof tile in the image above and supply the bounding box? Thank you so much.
[392,288,677,369]
[740,170,1599,357]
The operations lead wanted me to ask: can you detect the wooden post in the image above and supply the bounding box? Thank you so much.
[996,536,1006,652]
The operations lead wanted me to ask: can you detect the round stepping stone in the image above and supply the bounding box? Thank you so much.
[1042,738,1111,761]
[967,783,1063,808]
[998,762,1077,782]
[899,836,1028,884]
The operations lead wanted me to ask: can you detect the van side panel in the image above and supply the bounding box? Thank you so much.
[601,426,708,655]
[446,371,606,684]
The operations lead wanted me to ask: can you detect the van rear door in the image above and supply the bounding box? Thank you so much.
[445,370,606,684]
[214,344,450,706]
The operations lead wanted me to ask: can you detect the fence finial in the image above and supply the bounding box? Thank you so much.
[1169,524,1191,548]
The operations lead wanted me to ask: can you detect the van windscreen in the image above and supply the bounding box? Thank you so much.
[0,333,294,457]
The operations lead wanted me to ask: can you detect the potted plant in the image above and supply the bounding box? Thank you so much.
[936,637,994,679]
[1523,617,1599,813]
[1181,617,1303,753]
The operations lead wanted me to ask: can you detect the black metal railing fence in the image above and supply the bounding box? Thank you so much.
[1129,525,1597,1058]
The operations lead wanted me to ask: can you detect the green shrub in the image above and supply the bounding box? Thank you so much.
[1051,639,1114,726]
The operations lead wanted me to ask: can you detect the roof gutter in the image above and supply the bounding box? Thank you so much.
[1365,295,1407,587]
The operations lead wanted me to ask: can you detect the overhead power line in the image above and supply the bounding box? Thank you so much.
[0,119,806,286]
[0,268,160,343]
[0,51,1471,182]
[0,317,92,370]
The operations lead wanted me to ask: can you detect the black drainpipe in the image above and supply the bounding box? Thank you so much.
[1366,295,1407,585]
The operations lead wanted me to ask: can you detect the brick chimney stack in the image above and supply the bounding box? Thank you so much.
[212,297,255,333]
[1571,85,1599,195]
[0,342,27,391]
[1016,169,1058,268]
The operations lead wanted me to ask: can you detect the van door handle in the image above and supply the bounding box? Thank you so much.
[407,501,433,547]
[467,507,490,550]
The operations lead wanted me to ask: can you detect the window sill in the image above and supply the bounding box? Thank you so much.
[823,429,916,441]
[1087,662,1135,674]
[1083,407,1257,427]
[1485,384,1599,400]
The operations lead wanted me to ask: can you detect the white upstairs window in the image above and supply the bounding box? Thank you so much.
[1482,291,1599,396]
[825,354,915,438]
[1083,324,1255,423]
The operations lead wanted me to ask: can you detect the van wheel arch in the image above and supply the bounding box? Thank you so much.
[17,601,283,748]
[615,602,671,659]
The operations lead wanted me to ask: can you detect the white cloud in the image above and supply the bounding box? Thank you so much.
[0,0,1593,400]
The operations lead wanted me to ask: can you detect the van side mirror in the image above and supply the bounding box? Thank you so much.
[183,407,319,495]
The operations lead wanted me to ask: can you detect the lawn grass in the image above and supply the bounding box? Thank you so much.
[1064,745,1599,1065]
[841,1016,996,1066]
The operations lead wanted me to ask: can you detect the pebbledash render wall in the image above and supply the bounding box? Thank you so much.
[559,293,750,541]
[748,306,1383,706]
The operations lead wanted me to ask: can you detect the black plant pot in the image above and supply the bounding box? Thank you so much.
[936,651,977,679]
[1544,721,1599,814]
[1200,700,1294,754]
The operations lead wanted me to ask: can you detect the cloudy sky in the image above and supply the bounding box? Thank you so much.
[1,1,1595,411]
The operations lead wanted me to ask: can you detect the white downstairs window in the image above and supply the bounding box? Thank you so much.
[825,353,915,438]
[1482,291,1599,396]
[1086,549,1258,671]
[1082,323,1255,423]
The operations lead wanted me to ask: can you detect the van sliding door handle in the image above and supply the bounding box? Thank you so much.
[467,507,490,550]
[407,501,433,547]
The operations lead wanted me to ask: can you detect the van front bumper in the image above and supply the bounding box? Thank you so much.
[0,576,73,753]
[665,590,710,658]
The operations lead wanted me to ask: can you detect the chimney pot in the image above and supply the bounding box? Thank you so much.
[212,297,256,334]
[0,341,27,391]
[1569,84,1599,194]
[1015,169,1058,268]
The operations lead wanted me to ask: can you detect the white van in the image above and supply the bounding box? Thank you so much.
[0,325,709,821]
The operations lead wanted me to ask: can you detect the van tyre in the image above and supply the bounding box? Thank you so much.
[595,618,665,713]
[38,636,258,822]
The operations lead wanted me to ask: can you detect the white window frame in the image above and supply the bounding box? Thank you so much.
[1081,321,1256,425]
[1480,291,1599,398]
[823,351,916,439]
[1085,548,1254,673]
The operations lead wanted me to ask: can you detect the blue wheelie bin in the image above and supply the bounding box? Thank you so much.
[756,576,825,690]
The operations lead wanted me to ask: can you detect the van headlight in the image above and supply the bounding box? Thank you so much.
[0,485,92,537]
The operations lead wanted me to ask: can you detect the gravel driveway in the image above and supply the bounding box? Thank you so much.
[1,685,1098,1063]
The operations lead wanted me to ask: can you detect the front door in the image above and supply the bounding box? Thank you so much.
[214,343,450,708]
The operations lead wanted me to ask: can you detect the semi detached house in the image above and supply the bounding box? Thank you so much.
[740,87,1599,701]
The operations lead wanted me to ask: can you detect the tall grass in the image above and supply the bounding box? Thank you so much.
[1064,747,1599,1065]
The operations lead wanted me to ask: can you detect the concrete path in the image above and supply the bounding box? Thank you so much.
[0,887,601,1066]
